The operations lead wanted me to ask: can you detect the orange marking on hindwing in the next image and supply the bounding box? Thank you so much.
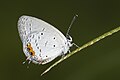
[27,43,35,56]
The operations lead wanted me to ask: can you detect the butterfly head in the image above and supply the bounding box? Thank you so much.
[66,35,73,47]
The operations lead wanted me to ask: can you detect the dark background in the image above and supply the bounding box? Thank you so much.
[0,0,120,80]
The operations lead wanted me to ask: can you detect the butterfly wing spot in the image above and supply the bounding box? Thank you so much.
[27,38,31,42]
[29,39,31,42]
[42,28,45,31]
[38,36,40,39]
[53,45,55,47]
[29,27,31,31]
[24,31,26,35]
[29,23,32,27]
[37,46,39,49]
[21,21,25,25]
[39,49,41,52]
[27,39,29,42]
[39,54,41,57]
[26,43,35,56]
[27,47,30,51]
[36,43,38,46]
[53,37,55,39]
[30,52,34,56]
[25,18,28,21]
[29,35,31,38]
[41,33,43,35]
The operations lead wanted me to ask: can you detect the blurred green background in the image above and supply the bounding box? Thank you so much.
[0,0,120,80]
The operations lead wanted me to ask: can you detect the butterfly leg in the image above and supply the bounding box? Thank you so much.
[72,43,79,48]
[22,56,30,64]
[61,51,66,58]
[68,50,71,53]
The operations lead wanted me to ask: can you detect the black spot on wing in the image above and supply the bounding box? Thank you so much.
[29,23,32,27]
[38,36,40,39]
[26,38,31,42]
[39,49,41,52]
[41,33,43,35]
[36,43,38,46]
[37,46,39,49]
[25,18,28,21]
[29,27,31,31]
[42,28,45,31]
[24,31,26,35]
[27,39,29,42]
[53,37,55,39]
[53,45,55,47]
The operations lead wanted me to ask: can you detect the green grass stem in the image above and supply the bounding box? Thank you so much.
[41,26,120,76]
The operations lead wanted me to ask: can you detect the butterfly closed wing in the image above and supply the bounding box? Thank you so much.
[18,15,73,64]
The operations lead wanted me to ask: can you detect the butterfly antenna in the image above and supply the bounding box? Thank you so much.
[66,14,78,37]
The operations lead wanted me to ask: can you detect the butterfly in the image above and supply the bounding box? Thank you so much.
[18,15,78,64]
